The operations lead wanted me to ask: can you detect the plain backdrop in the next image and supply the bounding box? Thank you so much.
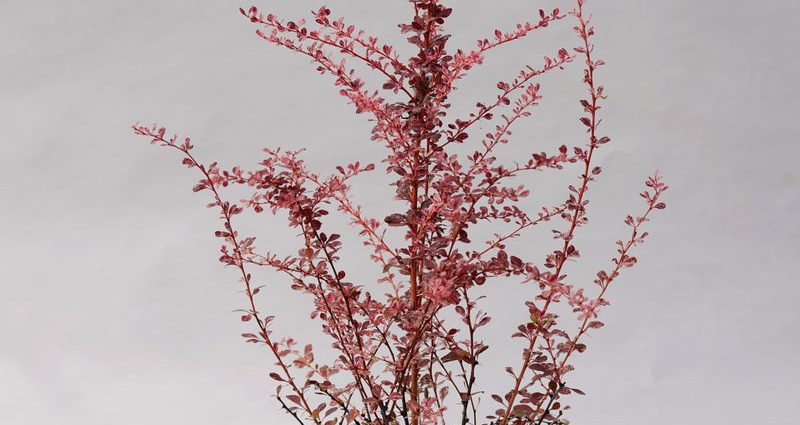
[1,0,799,424]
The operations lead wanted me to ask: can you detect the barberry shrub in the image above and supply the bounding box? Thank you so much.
[133,1,667,424]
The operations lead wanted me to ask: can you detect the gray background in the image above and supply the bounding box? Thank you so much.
[2,0,799,424]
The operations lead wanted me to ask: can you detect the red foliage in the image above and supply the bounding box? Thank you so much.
[133,1,667,424]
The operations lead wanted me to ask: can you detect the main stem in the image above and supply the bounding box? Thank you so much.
[409,95,422,425]
[408,6,430,423]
